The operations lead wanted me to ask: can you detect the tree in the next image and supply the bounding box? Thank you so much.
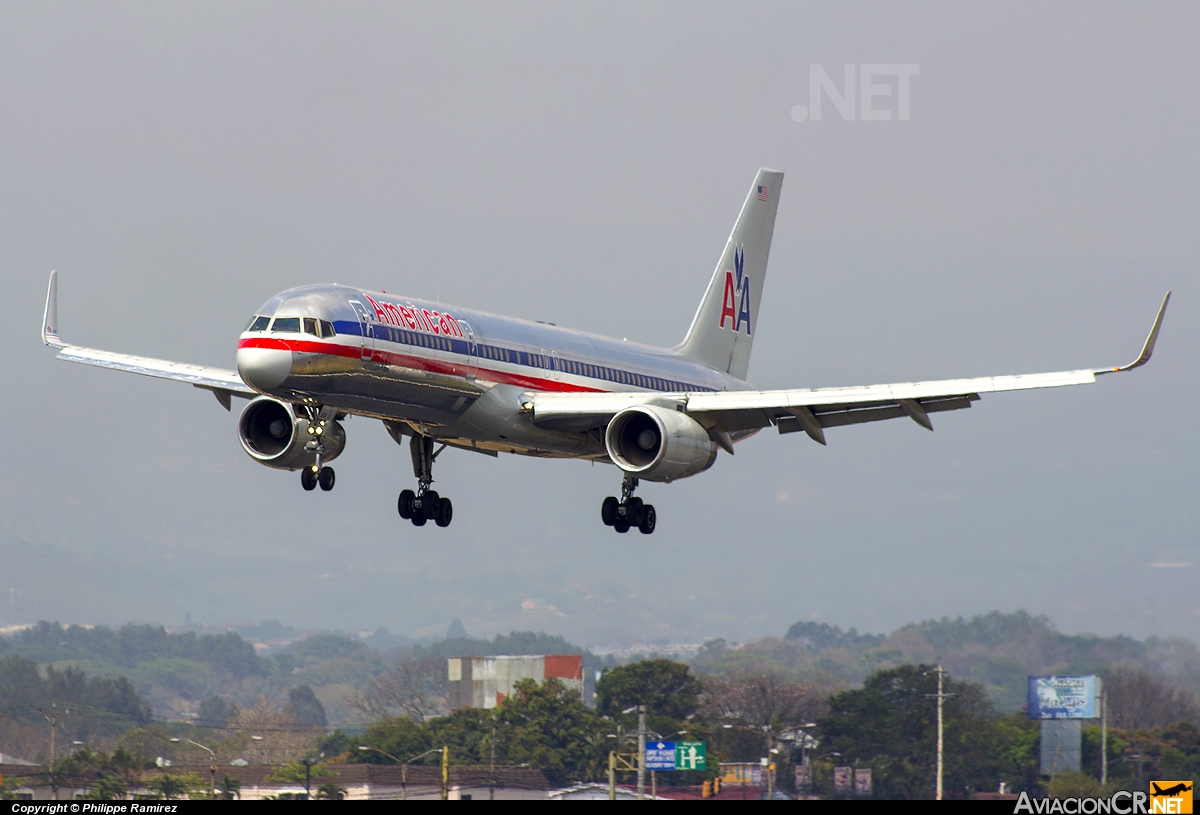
[1106,669,1200,729]
[496,677,606,786]
[218,773,242,800]
[596,659,701,720]
[355,715,432,765]
[316,782,348,799]
[286,685,328,728]
[197,695,234,728]
[351,653,448,721]
[818,665,1021,799]
[146,772,203,799]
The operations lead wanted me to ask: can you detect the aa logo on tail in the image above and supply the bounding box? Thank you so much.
[1151,781,1193,814]
[718,246,752,335]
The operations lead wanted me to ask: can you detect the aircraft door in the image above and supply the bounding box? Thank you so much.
[348,300,374,361]
[458,320,478,381]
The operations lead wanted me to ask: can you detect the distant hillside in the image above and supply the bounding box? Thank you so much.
[0,622,600,727]
[691,611,1200,711]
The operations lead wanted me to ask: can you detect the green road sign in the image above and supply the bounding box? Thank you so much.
[675,741,706,771]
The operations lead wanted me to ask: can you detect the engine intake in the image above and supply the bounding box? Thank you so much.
[238,397,345,471]
[605,404,717,482]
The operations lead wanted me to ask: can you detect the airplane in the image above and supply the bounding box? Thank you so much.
[41,169,1170,534]
[1151,783,1192,797]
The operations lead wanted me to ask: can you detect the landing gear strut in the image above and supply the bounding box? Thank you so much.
[601,475,656,534]
[300,404,335,492]
[397,435,453,528]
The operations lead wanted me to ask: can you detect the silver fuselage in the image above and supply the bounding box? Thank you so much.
[235,284,755,459]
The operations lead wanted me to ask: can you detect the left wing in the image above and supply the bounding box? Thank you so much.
[42,271,256,410]
[528,293,1170,446]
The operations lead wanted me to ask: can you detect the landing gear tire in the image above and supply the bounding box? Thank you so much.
[411,514,427,527]
[626,496,645,527]
[423,491,440,521]
[318,467,336,491]
[435,497,453,527]
[398,489,415,519]
[601,496,619,526]
[613,518,631,534]
[301,468,317,491]
[638,504,656,535]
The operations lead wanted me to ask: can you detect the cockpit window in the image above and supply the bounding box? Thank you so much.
[270,317,301,333]
[247,315,270,332]
[303,317,319,336]
[320,320,336,337]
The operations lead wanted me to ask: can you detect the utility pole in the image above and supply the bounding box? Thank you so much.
[441,745,449,800]
[764,726,774,800]
[1100,681,1108,785]
[39,703,65,801]
[608,751,616,801]
[637,705,646,800]
[490,711,496,801]
[925,666,955,801]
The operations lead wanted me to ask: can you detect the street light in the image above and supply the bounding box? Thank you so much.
[170,737,218,799]
[358,745,444,800]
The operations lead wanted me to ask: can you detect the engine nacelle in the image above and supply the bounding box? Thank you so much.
[605,404,718,483]
[238,397,345,471]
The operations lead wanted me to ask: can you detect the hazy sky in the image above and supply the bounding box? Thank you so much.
[2,2,1196,646]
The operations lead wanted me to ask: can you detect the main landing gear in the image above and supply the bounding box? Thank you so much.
[397,435,453,528]
[300,404,335,492]
[601,475,656,534]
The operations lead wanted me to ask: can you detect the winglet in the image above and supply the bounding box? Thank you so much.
[42,271,63,348]
[1098,291,1170,374]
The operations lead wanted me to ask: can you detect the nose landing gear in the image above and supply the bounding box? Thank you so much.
[601,475,656,534]
[299,404,336,492]
[397,435,454,528]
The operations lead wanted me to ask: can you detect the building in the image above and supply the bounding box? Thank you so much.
[448,654,584,710]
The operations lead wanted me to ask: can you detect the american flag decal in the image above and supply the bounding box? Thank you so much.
[756,185,768,202]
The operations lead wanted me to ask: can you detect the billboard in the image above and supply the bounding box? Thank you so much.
[1028,675,1099,719]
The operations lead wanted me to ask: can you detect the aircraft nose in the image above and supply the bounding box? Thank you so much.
[237,346,292,391]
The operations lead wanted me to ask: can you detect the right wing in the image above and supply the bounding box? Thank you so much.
[528,292,1170,446]
[42,271,256,410]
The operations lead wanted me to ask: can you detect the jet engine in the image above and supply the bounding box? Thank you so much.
[604,404,717,482]
[238,397,345,471]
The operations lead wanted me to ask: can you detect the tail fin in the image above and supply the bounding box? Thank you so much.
[676,168,783,380]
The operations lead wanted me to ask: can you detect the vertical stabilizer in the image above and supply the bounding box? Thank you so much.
[675,169,783,380]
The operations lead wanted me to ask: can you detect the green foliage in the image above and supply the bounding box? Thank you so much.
[316,781,348,799]
[266,759,333,783]
[197,695,233,728]
[317,729,353,759]
[290,634,369,662]
[819,665,1026,798]
[595,659,701,721]
[286,684,327,727]
[8,621,264,678]
[145,771,204,799]
[218,773,242,800]
[495,677,606,786]
[116,725,176,768]
[355,715,433,764]
[0,654,152,746]
[785,622,885,650]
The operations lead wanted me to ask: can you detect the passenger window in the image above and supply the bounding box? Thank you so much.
[271,317,301,333]
[247,315,270,331]
[303,317,319,336]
